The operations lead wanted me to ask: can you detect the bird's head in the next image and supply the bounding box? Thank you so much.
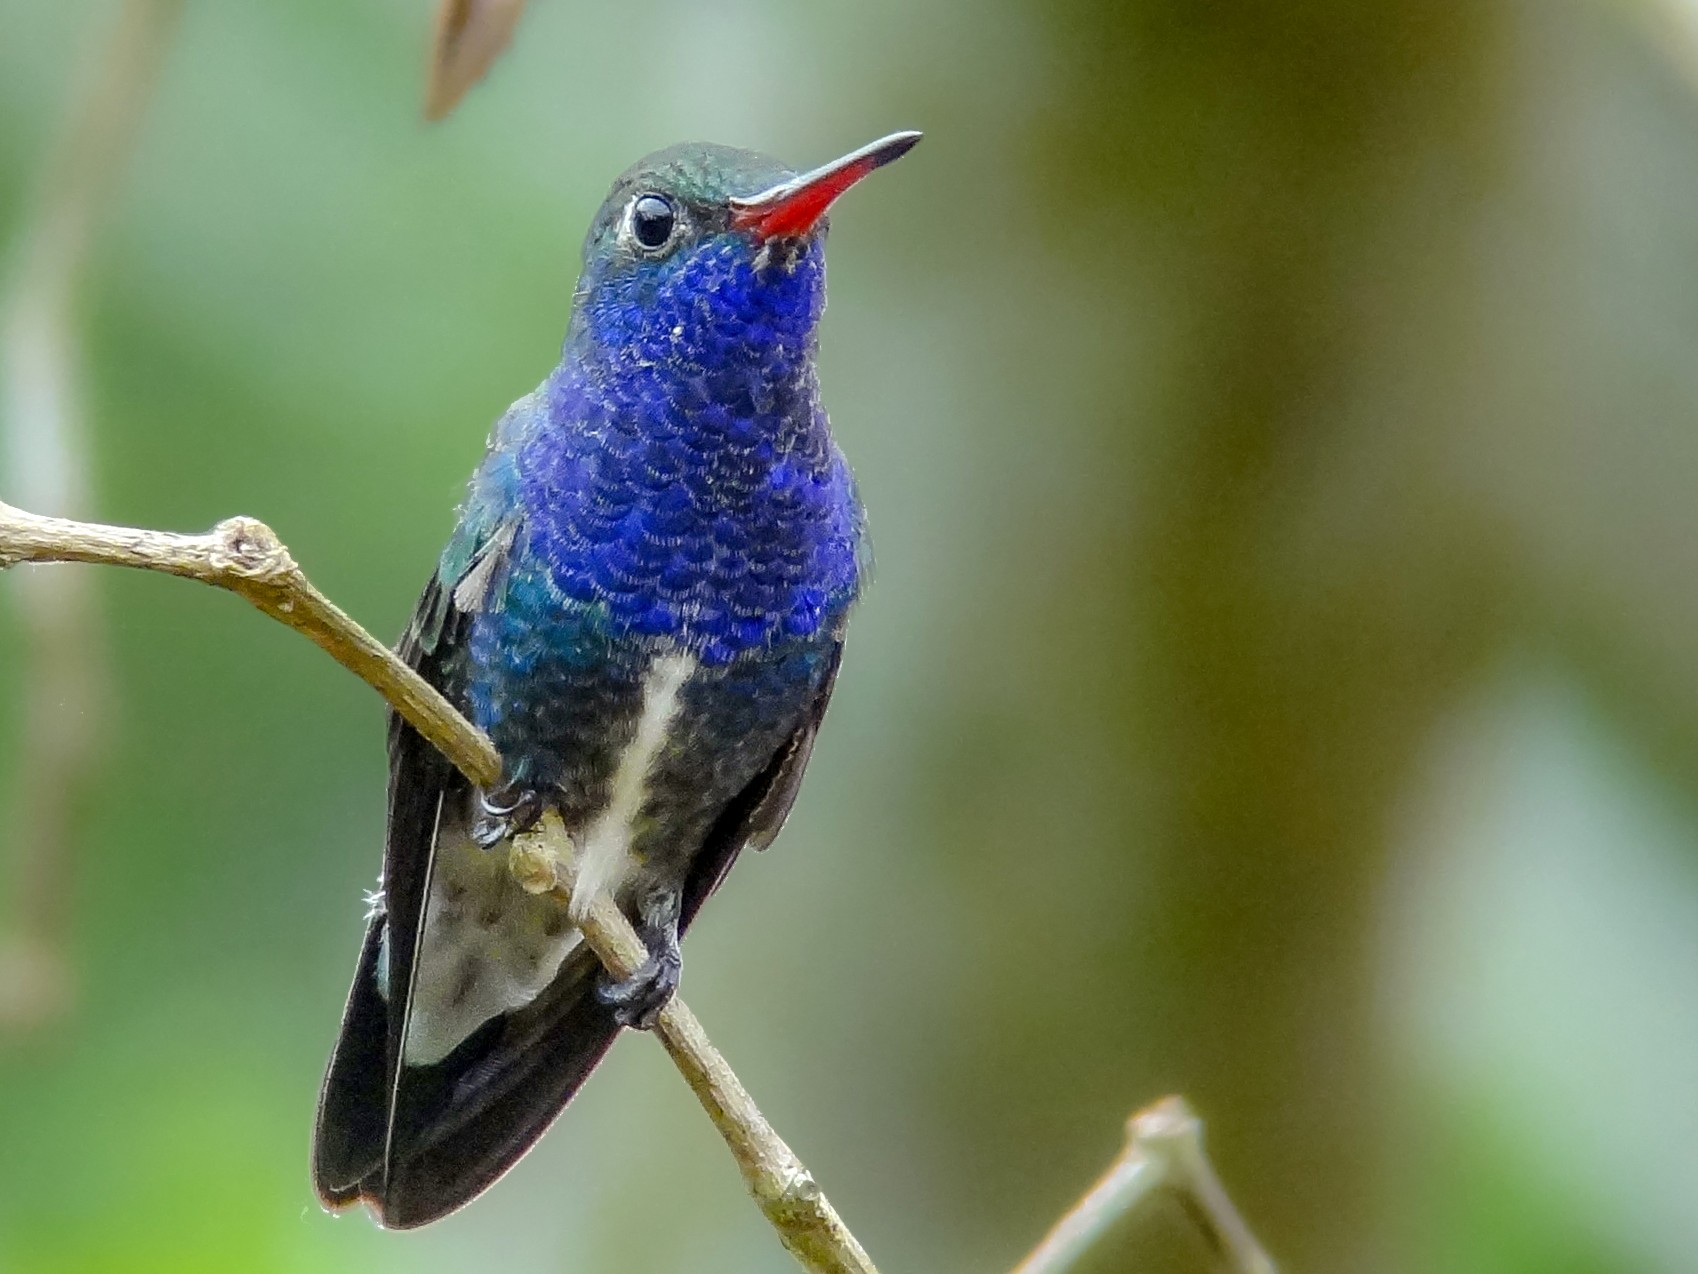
[567,132,920,373]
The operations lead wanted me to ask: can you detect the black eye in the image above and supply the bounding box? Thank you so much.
[631,194,676,250]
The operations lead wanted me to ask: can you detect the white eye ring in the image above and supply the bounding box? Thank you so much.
[625,192,681,255]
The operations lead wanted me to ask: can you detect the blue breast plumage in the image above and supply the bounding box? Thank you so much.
[450,229,864,843]
[313,130,919,1231]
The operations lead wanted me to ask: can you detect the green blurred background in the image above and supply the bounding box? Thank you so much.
[4,1,1698,1271]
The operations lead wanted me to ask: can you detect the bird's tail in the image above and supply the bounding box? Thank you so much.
[313,924,621,1228]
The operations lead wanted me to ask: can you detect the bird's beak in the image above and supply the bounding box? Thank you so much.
[729,131,922,241]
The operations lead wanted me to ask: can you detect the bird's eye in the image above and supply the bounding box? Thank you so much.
[630,194,677,250]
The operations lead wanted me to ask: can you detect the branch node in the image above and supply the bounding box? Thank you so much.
[1127,1093,1202,1165]
[774,1168,823,1215]
[208,516,295,579]
[508,829,566,895]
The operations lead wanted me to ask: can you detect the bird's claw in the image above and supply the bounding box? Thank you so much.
[596,926,681,1030]
[471,784,542,849]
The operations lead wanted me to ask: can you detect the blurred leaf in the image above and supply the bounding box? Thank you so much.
[423,0,528,121]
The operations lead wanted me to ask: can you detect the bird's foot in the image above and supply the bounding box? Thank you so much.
[596,948,680,1030]
[470,783,543,849]
[595,891,681,1030]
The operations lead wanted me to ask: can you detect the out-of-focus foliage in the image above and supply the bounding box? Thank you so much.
[3,1,1698,1271]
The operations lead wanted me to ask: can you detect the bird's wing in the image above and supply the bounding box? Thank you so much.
[682,639,843,923]
[311,464,518,1213]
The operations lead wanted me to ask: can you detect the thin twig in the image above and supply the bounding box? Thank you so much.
[0,0,185,1031]
[0,507,498,788]
[1010,1096,1276,1274]
[511,815,878,1274]
[0,503,873,1273]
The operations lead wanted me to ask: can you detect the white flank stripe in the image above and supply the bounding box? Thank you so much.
[570,652,695,921]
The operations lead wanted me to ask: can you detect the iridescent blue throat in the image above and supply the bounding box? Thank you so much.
[513,232,864,669]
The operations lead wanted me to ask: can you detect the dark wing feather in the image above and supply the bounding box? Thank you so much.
[312,572,467,1202]
[354,945,616,1227]
[683,640,843,923]
[309,912,391,1204]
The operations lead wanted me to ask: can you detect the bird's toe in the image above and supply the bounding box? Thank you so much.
[596,950,681,1030]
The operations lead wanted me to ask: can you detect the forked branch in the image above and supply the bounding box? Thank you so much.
[1010,1097,1275,1274]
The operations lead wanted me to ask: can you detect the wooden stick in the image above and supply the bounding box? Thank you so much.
[0,503,872,1273]
[1011,1096,1275,1274]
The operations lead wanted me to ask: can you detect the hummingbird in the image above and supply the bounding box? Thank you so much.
[310,130,920,1228]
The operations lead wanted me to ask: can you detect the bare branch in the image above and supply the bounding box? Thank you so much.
[0,503,877,1272]
[0,0,184,1032]
[424,0,530,121]
[1010,1096,1276,1274]
[0,506,500,789]
[512,815,879,1274]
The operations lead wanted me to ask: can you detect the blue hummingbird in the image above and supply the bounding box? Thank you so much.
[311,131,920,1228]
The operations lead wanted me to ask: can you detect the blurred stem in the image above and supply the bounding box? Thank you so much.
[0,0,184,1032]
[1009,1097,1275,1274]
[1038,1,1505,1266]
